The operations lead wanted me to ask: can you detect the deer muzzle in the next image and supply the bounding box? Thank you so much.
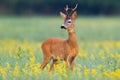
[61,26,66,29]
[61,24,67,29]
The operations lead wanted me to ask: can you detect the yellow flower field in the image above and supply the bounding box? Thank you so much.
[0,39,120,80]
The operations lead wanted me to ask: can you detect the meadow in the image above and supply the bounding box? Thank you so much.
[0,16,120,80]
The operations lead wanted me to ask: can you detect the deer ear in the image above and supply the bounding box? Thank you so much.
[60,12,66,19]
[71,11,77,20]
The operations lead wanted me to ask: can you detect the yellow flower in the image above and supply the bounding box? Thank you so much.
[91,69,97,76]
[116,54,120,59]
[78,50,88,58]
[0,66,7,79]
[103,70,110,77]
[110,53,115,58]
[57,56,61,63]
[115,69,120,78]
[13,62,20,77]
[33,67,39,75]
[29,56,35,68]
[55,64,63,74]
[110,71,116,78]
[97,64,104,70]
[62,61,67,73]
[84,68,90,76]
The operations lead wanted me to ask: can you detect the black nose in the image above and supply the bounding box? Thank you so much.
[61,26,64,28]
[61,26,66,29]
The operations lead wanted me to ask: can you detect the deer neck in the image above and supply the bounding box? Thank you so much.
[67,27,78,48]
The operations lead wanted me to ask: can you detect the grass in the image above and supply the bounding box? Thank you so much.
[0,15,120,80]
[0,16,120,41]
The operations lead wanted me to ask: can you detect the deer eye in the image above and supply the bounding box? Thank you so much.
[68,21,71,23]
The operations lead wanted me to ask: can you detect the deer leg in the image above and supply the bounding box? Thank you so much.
[70,57,75,71]
[49,59,58,71]
[70,60,74,71]
[40,56,51,70]
[64,55,70,68]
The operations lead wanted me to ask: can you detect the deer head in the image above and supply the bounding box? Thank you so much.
[60,4,78,32]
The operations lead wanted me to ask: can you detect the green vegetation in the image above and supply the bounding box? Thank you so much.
[0,16,120,41]
[0,16,120,80]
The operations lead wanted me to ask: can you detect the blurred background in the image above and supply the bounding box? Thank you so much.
[0,0,120,15]
[0,0,120,42]
[0,1,120,80]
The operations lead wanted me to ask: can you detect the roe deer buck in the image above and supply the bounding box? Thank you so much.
[40,4,79,71]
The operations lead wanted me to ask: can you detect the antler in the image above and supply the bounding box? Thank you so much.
[64,4,78,18]
[69,4,78,16]
[64,5,69,16]
[72,4,78,11]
